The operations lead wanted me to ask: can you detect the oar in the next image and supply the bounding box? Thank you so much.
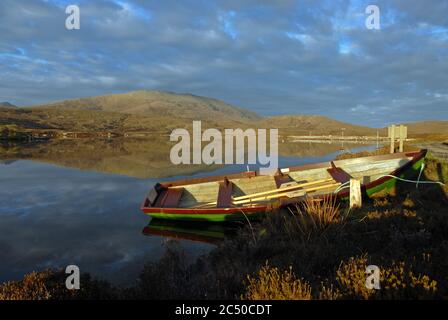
[232,178,334,201]
[194,178,333,208]
[232,182,341,205]
[195,181,340,208]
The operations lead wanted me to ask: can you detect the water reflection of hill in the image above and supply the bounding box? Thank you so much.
[279,140,379,158]
[0,138,221,179]
[0,138,378,178]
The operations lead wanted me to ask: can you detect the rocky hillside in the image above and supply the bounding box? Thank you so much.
[0,102,17,108]
[257,115,380,136]
[30,90,260,123]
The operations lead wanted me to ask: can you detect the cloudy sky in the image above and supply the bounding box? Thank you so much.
[0,0,447,127]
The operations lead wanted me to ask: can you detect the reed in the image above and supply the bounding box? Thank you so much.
[242,264,312,300]
[288,195,341,237]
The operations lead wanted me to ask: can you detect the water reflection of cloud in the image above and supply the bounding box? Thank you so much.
[0,160,212,285]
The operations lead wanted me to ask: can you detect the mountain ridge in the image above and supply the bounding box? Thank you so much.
[257,114,381,136]
[29,90,261,123]
[1,90,446,137]
[0,102,17,108]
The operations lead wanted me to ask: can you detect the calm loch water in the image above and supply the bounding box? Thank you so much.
[0,139,379,285]
[0,160,213,285]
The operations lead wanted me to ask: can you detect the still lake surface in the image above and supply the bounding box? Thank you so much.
[0,140,380,285]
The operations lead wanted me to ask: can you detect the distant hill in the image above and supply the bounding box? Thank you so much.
[1,90,261,134]
[0,106,231,133]
[30,90,260,123]
[2,91,447,138]
[400,121,448,135]
[1,90,260,133]
[257,115,379,136]
[0,102,17,108]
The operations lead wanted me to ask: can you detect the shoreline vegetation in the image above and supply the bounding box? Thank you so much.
[1,123,447,143]
[1,149,447,300]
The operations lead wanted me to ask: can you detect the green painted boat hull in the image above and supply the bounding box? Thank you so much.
[366,156,425,197]
[145,211,266,222]
[141,150,427,222]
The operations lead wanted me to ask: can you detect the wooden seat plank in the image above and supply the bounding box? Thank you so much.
[217,180,233,208]
[274,173,293,188]
[327,162,352,184]
[161,188,184,208]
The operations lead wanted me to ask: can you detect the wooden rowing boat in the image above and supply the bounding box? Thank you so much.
[140,149,427,222]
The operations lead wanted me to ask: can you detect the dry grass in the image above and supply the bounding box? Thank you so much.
[0,271,55,300]
[242,254,438,300]
[286,195,341,239]
[335,255,438,299]
[301,196,341,227]
[424,154,448,184]
[335,145,419,160]
[0,269,115,300]
[412,134,448,142]
[242,264,312,300]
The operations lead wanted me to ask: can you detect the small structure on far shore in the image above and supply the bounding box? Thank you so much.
[388,124,407,153]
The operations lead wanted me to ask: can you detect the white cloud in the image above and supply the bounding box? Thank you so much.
[0,0,447,126]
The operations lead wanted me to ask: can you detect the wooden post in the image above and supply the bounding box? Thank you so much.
[389,124,395,154]
[376,130,379,149]
[399,125,404,152]
[349,178,362,209]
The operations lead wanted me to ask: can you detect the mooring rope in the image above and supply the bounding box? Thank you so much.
[333,181,350,194]
[416,162,425,188]
[332,162,445,194]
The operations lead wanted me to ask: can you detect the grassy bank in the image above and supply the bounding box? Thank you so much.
[1,153,447,300]
[0,125,31,141]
